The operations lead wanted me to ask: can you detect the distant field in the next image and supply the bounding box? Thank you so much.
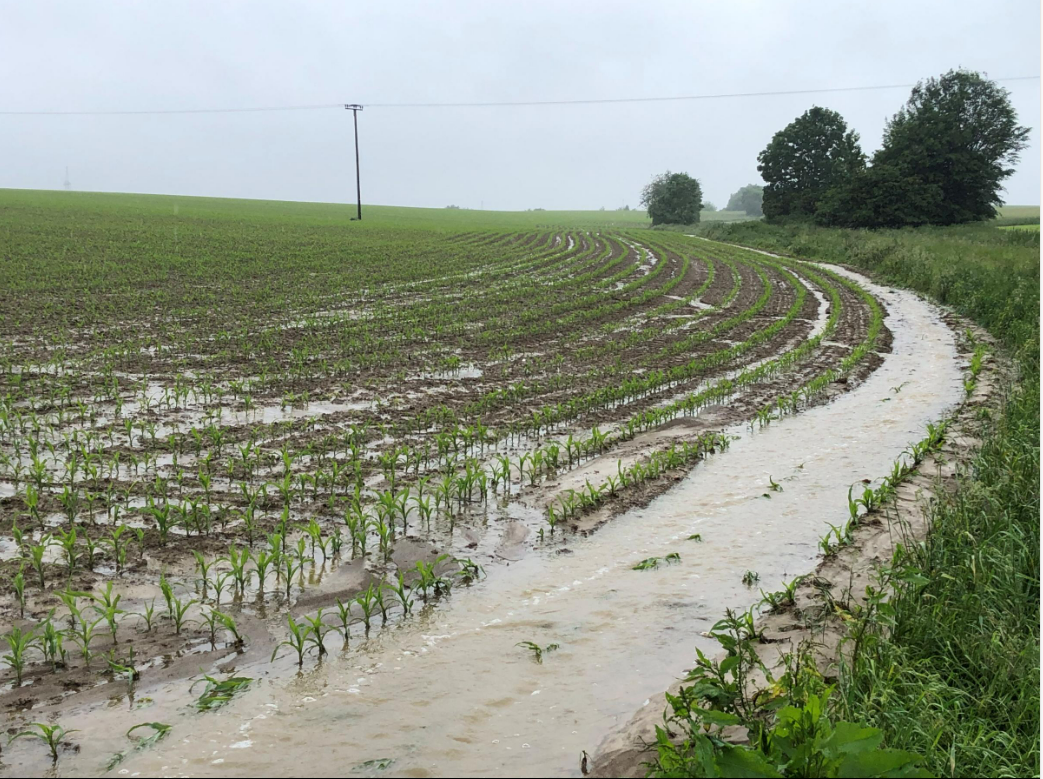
[996,205,1040,219]
[999,223,1040,231]
[0,189,752,229]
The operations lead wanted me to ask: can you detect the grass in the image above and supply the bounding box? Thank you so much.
[692,218,1040,778]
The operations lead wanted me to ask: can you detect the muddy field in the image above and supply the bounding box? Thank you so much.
[0,194,971,776]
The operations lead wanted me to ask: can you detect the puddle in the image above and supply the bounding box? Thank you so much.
[1,269,964,778]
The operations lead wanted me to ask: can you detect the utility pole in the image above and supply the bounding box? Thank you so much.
[63,166,71,191]
[344,104,363,220]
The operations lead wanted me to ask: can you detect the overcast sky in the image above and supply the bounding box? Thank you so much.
[1,1,1039,210]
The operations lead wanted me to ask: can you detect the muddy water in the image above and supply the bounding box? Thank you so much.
[7,270,963,778]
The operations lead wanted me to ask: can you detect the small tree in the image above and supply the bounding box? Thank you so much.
[726,185,764,216]
[757,107,864,221]
[702,201,718,212]
[641,172,703,226]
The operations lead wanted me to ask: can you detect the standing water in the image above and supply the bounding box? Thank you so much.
[29,270,963,778]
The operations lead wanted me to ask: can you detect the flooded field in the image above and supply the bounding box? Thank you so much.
[0,194,967,776]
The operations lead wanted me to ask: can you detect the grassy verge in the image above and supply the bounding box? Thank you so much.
[684,220,1040,777]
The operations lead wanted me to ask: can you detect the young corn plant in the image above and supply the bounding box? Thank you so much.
[254,549,278,592]
[106,647,139,692]
[334,598,354,642]
[633,557,661,571]
[385,573,414,616]
[40,616,68,672]
[3,626,37,686]
[227,544,253,596]
[282,552,303,599]
[356,583,380,631]
[301,609,331,657]
[9,722,79,764]
[13,569,26,618]
[170,595,197,635]
[25,534,53,589]
[759,576,806,613]
[136,598,159,633]
[413,556,453,601]
[70,615,104,669]
[107,722,173,769]
[516,640,560,664]
[105,525,134,575]
[271,615,312,667]
[92,581,125,644]
[192,673,252,711]
[455,557,485,585]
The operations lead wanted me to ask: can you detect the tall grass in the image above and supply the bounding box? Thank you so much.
[694,220,1040,777]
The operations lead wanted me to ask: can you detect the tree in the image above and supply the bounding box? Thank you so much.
[641,172,703,226]
[815,164,941,228]
[757,107,864,221]
[702,201,718,212]
[725,185,764,216]
[868,69,1031,224]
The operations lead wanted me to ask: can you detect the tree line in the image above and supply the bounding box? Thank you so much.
[642,69,1029,228]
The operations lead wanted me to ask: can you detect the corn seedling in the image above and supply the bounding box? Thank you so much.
[633,557,661,570]
[385,573,414,615]
[227,544,252,595]
[9,722,78,764]
[282,553,303,599]
[759,575,805,613]
[92,582,125,643]
[13,569,26,618]
[271,615,311,667]
[106,647,139,691]
[192,673,252,711]
[3,626,37,686]
[40,616,68,671]
[301,609,331,656]
[516,640,560,664]
[26,534,53,588]
[356,583,379,630]
[455,557,485,585]
[170,595,197,635]
[334,598,354,641]
[159,571,175,619]
[108,722,173,769]
[414,556,453,600]
[136,598,159,633]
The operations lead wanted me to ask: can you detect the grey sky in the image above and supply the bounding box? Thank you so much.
[2,1,1039,210]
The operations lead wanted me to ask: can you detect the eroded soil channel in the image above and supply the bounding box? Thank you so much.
[0,265,964,777]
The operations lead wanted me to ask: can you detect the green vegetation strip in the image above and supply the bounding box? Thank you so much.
[683,219,1039,778]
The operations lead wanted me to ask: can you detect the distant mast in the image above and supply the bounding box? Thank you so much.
[63,166,71,191]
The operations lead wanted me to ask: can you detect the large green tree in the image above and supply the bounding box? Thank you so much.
[641,171,703,225]
[869,69,1031,224]
[726,184,764,216]
[757,107,864,221]
[815,164,942,228]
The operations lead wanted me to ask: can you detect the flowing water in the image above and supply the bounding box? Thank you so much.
[6,268,964,778]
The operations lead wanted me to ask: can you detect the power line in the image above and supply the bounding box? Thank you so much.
[1,76,1038,116]
[0,103,342,116]
[367,76,1042,108]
